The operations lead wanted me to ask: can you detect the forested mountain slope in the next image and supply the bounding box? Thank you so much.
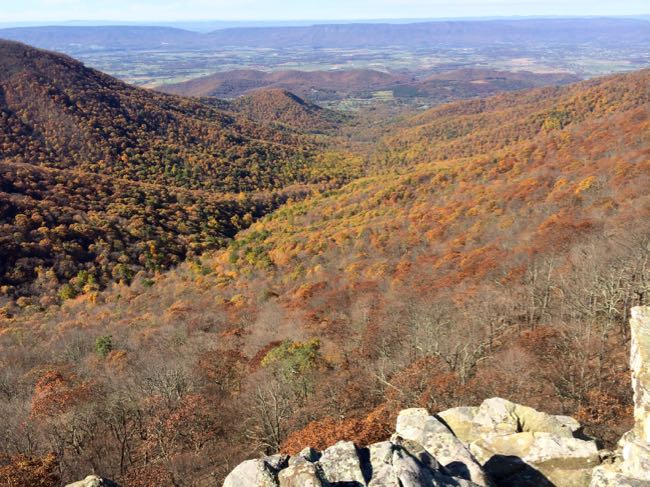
[375,69,650,166]
[1,69,647,485]
[226,89,344,132]
[0,40,323,192]
[0,40,359,301]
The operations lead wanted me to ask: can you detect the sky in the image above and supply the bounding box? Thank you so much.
[1,0,649,22]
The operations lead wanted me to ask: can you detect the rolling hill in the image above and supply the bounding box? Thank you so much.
[225,88,345,132]
[160,68,410,99]
[0,40,358,301]
[161,67,580,111]
[2,68,647,485]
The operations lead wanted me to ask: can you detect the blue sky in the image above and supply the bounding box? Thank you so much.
[2,0,649,22]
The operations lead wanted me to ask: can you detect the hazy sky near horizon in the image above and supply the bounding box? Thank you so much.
[2,0,649,22]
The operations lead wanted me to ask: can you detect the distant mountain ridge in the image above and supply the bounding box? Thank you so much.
[203,18,650,48]
[1,18,648,52]
[0,25,201,51]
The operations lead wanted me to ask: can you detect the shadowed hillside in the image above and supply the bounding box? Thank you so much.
[0,40,360,301]
[0,40,323,193]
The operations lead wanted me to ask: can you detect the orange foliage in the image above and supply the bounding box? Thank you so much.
[118,462,175,487]
[576,388,633,427]
[280,405,394,455]
[30,370,92,419]
[0,453,60,487]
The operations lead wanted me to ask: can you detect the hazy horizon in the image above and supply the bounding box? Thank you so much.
[1,14,649,33]
[2,0,649,24]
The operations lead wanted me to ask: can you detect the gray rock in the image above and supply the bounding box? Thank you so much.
[391,446,437,486]
[630,306,650,447]
[65,476,120,487]
[396,408,492,486]
[471,398,576,439]
[366,439,482,487]
[621,439,650,480]
[223,458,279,487]
[299,447,321,463]
[438,407,479,443]
[318,440,366,485]
[368,441,401,487]
[278,462,323,487]
[590,464,650,487]
[471,431,599,487]
[265,454,290,471]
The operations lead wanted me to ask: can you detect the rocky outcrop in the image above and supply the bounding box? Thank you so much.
[223,401,597,487]
[590,306,650,486]
[395,408,492,486]
[223,306,650,487]
[439,398,599,487]
[65,475,120,487]
[223,456,287,487]
[223,436,483,487]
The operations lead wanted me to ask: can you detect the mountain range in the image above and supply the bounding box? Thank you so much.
[0,18,649,52]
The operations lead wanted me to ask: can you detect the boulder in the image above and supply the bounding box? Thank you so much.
[65,476,120,487]
[590,464,650,487]
[366,438,483,487]
[278,462,323,487]
[223,458,279,487]
[396,408,492,486]
[471,432,599,487]
[299,447,321,463]
[367,441,402,487]
[471,398,576,439]
[619,306,650,480]
[437,407,478,443]
[434,397,599,487]
[318,440,367,485]
[391,445,438,486]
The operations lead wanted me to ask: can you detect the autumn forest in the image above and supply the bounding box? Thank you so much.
[0,16,649,487]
